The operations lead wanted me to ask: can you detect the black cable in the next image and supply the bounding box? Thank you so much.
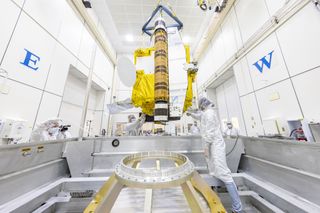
[289,129,297,137]
[226,135,239,156]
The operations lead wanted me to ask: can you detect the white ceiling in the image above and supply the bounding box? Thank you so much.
[91,0,215,55]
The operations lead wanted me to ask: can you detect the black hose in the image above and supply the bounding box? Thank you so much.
[289,129,297,137]
[226,135,239,156]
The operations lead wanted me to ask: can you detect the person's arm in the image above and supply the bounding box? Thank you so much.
[125,121,139,132]
[136,114,146,130]
[187,111,202,120]
[125,114,146,132]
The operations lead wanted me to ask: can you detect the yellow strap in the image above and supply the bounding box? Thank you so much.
[184,44,191,64]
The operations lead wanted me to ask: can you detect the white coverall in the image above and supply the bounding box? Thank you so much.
[224,127,239,138]
[56,131,72,140]
[30,118,62,142]
[189,107,242,212]
[190,108,233,182]
[125,115,146,136]
[190,124,200,135]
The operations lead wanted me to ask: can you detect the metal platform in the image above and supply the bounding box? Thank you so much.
[0,136,320,212]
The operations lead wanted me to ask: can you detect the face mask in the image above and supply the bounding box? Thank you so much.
[131,118,136,123]
[48,127,59,135]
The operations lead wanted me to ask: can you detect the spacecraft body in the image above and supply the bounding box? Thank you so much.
[132,5,196,122]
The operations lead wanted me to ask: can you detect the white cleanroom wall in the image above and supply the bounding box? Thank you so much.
[0,0,114,142]
[197,1,320,137]
[58,67,108,137]
[212,77,246,135]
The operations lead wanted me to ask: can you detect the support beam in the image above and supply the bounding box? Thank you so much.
[191,172,226,213]
[181,181,206,213]
[132,161,141,169]
[95,181,123,213]
[144,159,160,212]
[78,45,97,138]
[144,189,153,213]
[84,174,123,213]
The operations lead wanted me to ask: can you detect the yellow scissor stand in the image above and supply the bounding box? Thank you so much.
[84,152,226,213]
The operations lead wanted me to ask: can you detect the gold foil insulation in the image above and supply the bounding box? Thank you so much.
[154,28,169,103]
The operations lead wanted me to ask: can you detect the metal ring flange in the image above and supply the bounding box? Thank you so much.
[115,151,195,189]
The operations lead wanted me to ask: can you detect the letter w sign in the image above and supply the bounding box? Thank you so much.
[253,50,274,73]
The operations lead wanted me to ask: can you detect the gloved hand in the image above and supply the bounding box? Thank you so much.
[139,114,146,122]
[186,110,202,120]
[186,109,195,116]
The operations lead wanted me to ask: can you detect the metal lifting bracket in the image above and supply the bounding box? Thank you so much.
[142,4,183,36]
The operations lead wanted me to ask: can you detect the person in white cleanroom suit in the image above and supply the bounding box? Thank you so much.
[125,114,146,136]
[187,97,242,213]
[30,118,63,142]
[190,121,200,135]
[223,121,239,138]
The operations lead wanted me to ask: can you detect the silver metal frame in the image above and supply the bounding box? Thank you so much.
[115,151,195,188]
[1,136,320,212]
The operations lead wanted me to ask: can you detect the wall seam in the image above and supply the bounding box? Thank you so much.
[0,0,25,65]
[233,72,249,136]
[234,3,265,135]
[222,83,230,120]
[92,73,110,89]
[274,32,305,118]
[0,75,62,98]
[42,90,63,98]
[229,8,242,54]
[20,5,104,71]
[262,0,272,16]
[99,91,106,134]
[81,17,104,137]
[21,10,90,69]
[59,100,101,112]
[231,3,250,136]
[201,0,310,91]
[10,0,24,9]
[107,53,118,136]
[57,66,72,117]
[244,56,266,135]
[0,1,111,140]
[238,66,320,100]
[240,77,291,97]
[239,64,320,98]
[232,2,246,48]
[263,0,305,119]
[291,65,320,78]
[78,42,98,138]
[31,65,52,130]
